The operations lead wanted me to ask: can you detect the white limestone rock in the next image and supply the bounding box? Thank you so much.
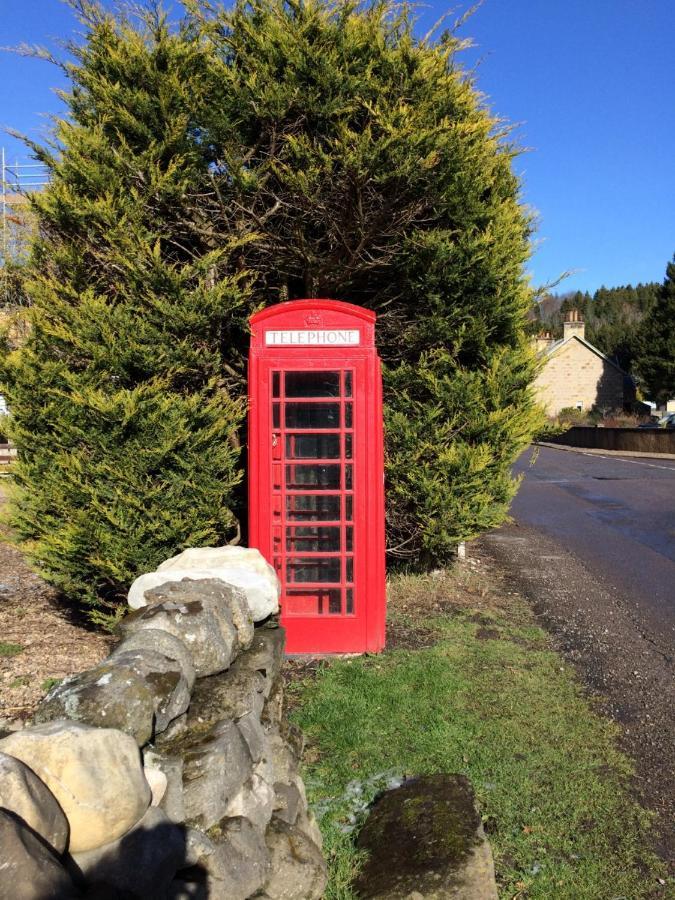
[0,751,69,854]
[261,817,327,900]
[120,580,240,678]
[128,545,280,622]
[0,720,151,853]
[224,769,276,833]
[143,765,168,807]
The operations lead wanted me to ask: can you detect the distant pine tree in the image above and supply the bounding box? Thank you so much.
[634,256,675,402]
[536,282,660,371]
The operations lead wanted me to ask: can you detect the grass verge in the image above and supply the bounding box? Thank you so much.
[288,564,668,899]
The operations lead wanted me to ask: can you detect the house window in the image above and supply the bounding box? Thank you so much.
[575,401,584,411]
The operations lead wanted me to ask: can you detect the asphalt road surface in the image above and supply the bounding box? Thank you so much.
[479,444,675,865]
[511,445,675,643]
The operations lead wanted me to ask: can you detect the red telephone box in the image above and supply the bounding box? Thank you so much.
[248,299,386,654]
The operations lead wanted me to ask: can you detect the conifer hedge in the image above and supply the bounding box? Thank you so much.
[1,0,541,618]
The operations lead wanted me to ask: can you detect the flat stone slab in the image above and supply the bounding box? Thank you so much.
[354,774,498,899]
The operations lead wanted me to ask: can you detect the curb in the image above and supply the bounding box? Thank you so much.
[536,442,675,461]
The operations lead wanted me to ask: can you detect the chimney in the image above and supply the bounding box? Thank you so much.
[563,308,585,341]
[534,331,554,353]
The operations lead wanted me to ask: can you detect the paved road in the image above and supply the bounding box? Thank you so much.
[479,444,675,864]
[510,445,675,644]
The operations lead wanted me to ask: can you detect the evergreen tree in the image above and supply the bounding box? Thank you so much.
[0,7,248,622]
[193,0,541,563]
[2,0,542,616]
[634,255,675,402]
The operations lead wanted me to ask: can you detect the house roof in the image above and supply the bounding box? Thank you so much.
[540,334,627,375]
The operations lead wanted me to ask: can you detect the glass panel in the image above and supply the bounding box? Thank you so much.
[344,371,353,397]
[285,371,340,397]
[272,403,280,428]
[346,557,353,581]
[345,434,353,459]
[272,372,280,398]
[345,403,353,428]
[287,494,340,521]
[287,526,341,552]
[346,588,354,614]
[286,434,340,459]
[273,464,281,490]
[286,464,341,490]
[285,403,340,429]
[345,464,353,490]
[345,495,353,521]
[345,526,353,552]
[286,589,342,616]
[287,557,341,583]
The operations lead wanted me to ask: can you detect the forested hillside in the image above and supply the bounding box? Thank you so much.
[532,283,660,371]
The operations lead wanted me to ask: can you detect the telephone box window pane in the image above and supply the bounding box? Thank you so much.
[344,371,353,397]
[345,495,353,521]
[287,494,340,521]
[344,465,353,490]
[272,372,280,398]
[272,403,280,428]
[345,434,353,459]
[286,589,342,616]
[345,403,353,428]
[288,558,341,584]
[285,403,340,429]
[285,371,340,397]
[286,464,341,490]
[346,557,353,582]
[286,434,340,459]
[346,588,354,614]
[287,526,340,552]
[345,526,353,552]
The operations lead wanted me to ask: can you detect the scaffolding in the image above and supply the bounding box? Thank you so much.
[1,148,49,304]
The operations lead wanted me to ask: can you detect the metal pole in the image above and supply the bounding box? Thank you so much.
[1,147,6,261]
[1,146,6,305]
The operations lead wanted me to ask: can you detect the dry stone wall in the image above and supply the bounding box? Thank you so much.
[0,547,327,900]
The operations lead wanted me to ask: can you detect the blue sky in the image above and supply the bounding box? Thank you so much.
[0,0,673,293]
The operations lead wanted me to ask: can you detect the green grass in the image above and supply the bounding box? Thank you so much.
[290,577,668,899]
[0,642,24,657]
[41,677,62,693]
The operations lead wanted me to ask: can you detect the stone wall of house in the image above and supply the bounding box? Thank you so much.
[534,338,625,416]
[0,547,327,900]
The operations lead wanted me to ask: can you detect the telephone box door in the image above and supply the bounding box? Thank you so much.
[248,300,385,654]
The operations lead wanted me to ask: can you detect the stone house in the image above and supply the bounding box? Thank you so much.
[534,310,626,416]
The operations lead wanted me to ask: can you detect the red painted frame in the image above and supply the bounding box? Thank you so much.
[248,299,386,654]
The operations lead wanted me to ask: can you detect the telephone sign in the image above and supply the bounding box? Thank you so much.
[248,299,386,654]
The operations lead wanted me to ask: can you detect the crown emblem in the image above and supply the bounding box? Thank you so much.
[304,313,323,327]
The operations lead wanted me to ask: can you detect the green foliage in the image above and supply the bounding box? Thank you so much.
[0,6,247,619]
[2,0,541,613]
[191,0,541,563]
[0,642,24,657]
[633,255,675,402]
